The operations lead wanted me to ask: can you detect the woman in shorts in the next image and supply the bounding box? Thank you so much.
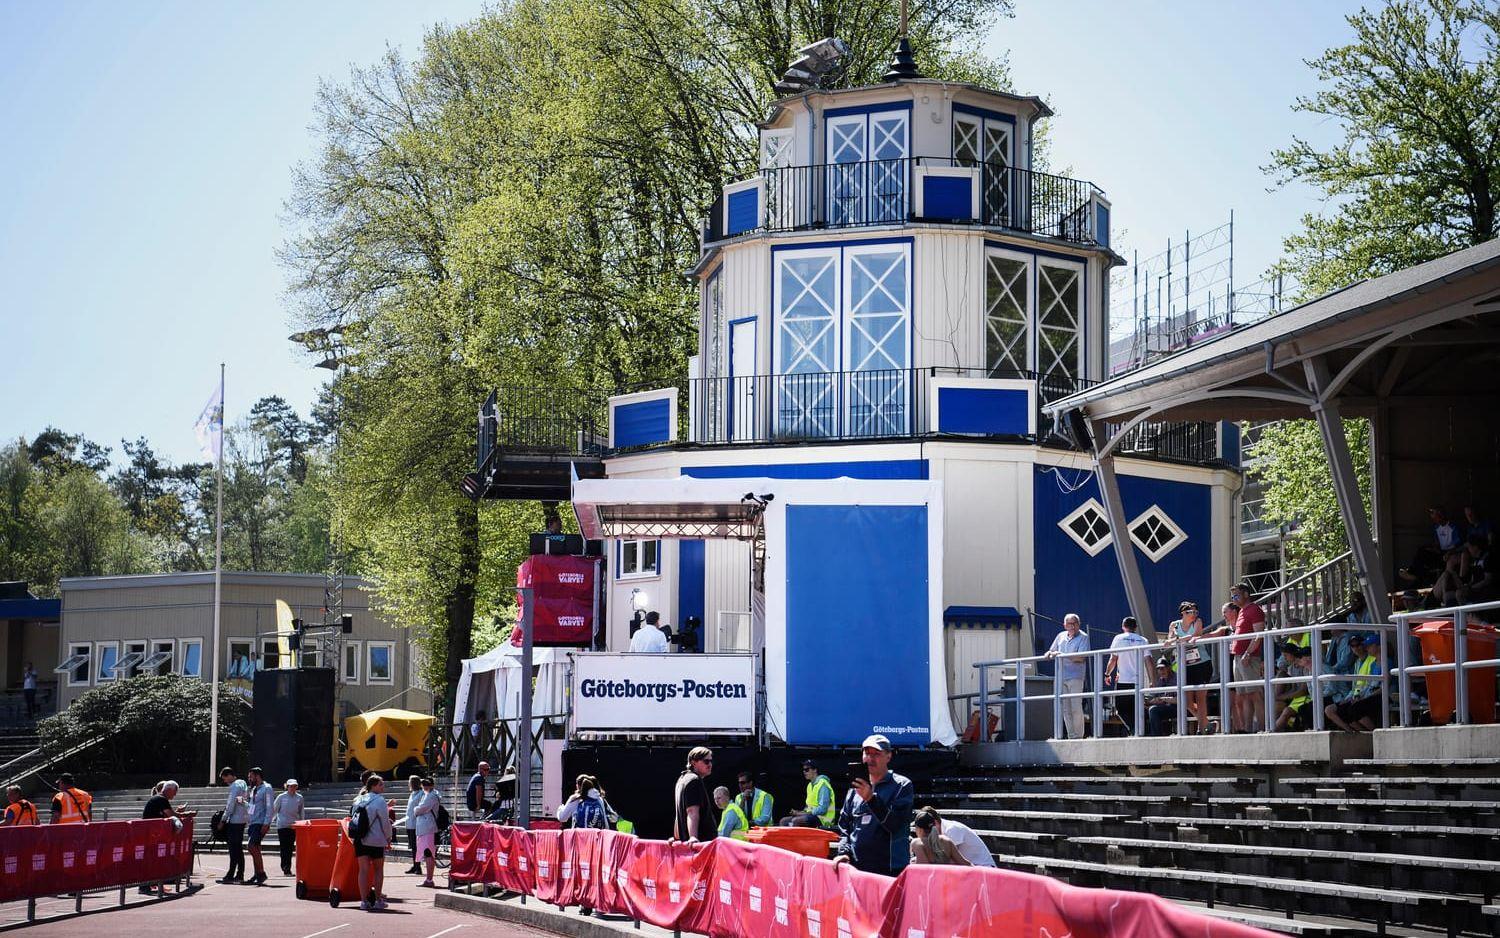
[351,775,393,911]
[1166,601,1216,734]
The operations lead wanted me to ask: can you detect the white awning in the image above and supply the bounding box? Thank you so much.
[571,477,778,541]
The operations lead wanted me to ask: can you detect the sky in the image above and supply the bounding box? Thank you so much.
[0,0,1357,466]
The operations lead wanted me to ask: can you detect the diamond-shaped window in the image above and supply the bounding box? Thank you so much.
[1058,498,1113,556]
[1128,506,1188,562]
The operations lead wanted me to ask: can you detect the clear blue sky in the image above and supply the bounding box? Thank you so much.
[0,0,1355,466]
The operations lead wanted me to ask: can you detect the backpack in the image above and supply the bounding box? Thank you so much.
[435,803,451,831]
[350,803,371,841]
[210,810,225,840]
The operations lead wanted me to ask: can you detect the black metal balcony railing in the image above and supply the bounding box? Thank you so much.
[476,386,607,472]
[706,157,1101,246]
[476,371,1223,472]
[681,367,1220,464]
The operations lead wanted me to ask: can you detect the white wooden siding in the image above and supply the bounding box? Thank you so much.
[703,539,752,652]
[913,232,983,370]
[718,242,771,375]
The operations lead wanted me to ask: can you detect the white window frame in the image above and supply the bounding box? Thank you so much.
[1128,505,1189,563]
[119,640,149,679]
[366,641,396,686]
[342,640,363,685]
[1058,497,1114,557]
[1035,255,1086,385]
[983,245,1034,376]
[261,638,284,672]
[65,643,93,687]
[178,639,203,678]
[617,538,660,580]
[94,641,121,683]
[227,639,256,681]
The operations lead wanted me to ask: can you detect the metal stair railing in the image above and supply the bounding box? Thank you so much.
[1,734,109,789]
[1253,550,1356,630]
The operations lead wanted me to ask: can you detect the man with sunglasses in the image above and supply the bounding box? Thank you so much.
[673,747,715,843]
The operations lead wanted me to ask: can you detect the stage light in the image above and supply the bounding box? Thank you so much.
[631,588,649,612]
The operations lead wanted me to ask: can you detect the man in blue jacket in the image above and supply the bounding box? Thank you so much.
[835,735,914,876]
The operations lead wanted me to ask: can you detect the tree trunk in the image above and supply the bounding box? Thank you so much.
[443,497,481,718]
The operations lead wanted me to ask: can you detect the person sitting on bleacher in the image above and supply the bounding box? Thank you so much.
[1273,644,1315,732]
[1145,659,1179,737]
[1324,634,1384,732]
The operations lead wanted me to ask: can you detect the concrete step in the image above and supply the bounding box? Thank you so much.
[1139,814,1500,860]
[992,853,1482,932]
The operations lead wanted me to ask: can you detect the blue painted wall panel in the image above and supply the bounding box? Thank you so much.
[613,398,673,448]
[677,539,705,628]
[786,504,930,745]
[682,460,927,480]
[1220,421,1241,468]
[922,175,972,221]
[726,188,759,236]
[1031,466,1212,668]
[1096,203,1110,248]
[937,386,1029,435]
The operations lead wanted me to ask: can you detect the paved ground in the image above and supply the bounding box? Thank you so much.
[0,858,550,937]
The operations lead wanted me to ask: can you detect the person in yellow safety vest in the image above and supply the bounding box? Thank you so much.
[781,760,836,828]
[1324,633,1385,732]
[714,786,749,840]
[735,771,774,826]
[50,773,92,824]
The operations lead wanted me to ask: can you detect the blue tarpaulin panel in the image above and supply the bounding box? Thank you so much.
[678,539,705,628]
[936,386,1029,435]
[922,175,973,221]
[613,398,673,448]
[726,188,759,236]
[785,504,930,745]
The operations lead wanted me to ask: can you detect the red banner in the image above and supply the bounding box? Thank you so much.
[452,826,1274,938]
[0,819,193,904]
[514,555,599,647]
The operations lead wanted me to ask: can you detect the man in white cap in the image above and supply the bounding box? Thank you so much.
[834,734,914,876]
[272,779,304,876]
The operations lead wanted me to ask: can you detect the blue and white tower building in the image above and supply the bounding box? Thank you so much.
[474,50,1242,746]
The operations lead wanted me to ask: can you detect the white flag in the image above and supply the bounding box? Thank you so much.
[194,385,223,462]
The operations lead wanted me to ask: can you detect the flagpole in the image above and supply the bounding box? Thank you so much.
[208,363,225,786]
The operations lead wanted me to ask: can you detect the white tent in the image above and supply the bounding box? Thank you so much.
[452,643,570,732]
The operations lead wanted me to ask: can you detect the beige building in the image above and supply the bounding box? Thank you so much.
[56,572,428,717]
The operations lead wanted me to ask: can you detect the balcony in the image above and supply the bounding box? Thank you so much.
[468,371,1226,501]
[705,158,1107,249]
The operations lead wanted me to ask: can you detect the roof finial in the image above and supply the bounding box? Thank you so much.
[882,0,921,82]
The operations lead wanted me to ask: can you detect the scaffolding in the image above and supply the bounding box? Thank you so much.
[1108,212,1295,374]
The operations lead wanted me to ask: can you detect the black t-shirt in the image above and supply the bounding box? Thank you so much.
[142,795,172,819]
[673,770,714,841]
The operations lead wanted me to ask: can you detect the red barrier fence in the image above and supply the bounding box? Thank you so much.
[0,819,194,904]
[450,824,1274,937]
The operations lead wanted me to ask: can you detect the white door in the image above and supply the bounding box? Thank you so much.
[953,112,1014,226]
[729,318,757,440]
[826,110,909,226]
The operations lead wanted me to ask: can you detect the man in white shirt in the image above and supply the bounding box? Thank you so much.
[910,807,995,867]
[1044,614,1090,738]
[628,611,669,652]
[1105,617,1151,735]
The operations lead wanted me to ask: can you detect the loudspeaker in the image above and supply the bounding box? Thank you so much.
[252,668,336,784]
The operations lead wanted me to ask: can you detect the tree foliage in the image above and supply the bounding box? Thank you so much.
[0,397,332,594]
[1254,0,1499,570]
[283,0,1015,704]
[1266,0,1500,297]
[37,674,253,780]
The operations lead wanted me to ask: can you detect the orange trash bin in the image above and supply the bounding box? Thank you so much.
[326,818,365,907]
[742,826,839,859]
[1414,620,1499,724]
[293,819,343,900]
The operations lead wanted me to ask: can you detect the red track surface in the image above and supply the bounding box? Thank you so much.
[1,857,547,937]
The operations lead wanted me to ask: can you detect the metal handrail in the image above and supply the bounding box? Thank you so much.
[973,621,1393,741]
[1391,599,1500,726]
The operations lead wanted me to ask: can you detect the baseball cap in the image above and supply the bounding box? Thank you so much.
[285,779,299,787]
[860,734,893,752]
[800,759,818,770]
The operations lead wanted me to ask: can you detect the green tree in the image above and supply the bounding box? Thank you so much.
[1265,0,1500,297]
[27,467,148,591]
[38,674,253,780]
[0,442,39,582]
[1254,0,1499,570]
[284,0,1016,702]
